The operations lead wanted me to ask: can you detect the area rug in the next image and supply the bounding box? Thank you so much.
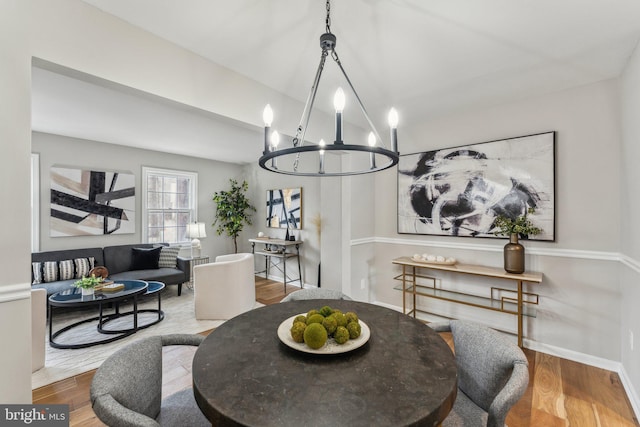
[32,286,264,389]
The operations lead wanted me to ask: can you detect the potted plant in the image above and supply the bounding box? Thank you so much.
[213,179,256,253]
[73,274,104,296]
[493,208,542,274]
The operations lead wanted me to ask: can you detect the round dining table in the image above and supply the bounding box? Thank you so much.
[193,299,457,427]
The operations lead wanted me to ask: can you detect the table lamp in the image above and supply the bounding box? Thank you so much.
[187,222,207,258]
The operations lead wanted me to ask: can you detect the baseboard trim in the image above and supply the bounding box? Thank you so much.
[0,282,31,303]
[619,364,640,422]
[524,339,621,372]
[371,300,404,313]
[254,272,310,289]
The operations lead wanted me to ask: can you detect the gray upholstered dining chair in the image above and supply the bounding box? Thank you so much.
[280,288,352,302]
[429,320,529,427]
[90,334,209,427]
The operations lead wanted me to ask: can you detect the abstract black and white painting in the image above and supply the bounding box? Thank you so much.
[398,132,555,240]
[50,166,135,236]
[267,188,302,229]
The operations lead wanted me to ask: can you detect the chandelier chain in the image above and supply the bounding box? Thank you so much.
[292,48,329,171]
[325,0,331,34]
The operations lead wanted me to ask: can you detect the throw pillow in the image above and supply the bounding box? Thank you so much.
[58,259,75,281]
[42,261,59,283]
[74,257,96,279]
[158,246,180,268]
[131,247,162,271]
[32,262,43,285]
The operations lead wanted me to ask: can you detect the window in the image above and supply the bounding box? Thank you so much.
[142,167,197,245]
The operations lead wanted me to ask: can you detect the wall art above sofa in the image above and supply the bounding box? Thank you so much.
[397,132,555,241]
[50,166,135,237]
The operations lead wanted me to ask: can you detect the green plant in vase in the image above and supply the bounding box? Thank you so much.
[73,274,104,295]
[493,207,542,239]
[493,208,542,274]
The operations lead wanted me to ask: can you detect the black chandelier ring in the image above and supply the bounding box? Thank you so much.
[259,144,399,177]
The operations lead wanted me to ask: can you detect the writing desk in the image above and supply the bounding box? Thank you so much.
[249,238,302,291]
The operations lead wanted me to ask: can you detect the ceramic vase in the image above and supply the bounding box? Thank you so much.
[81,287,95,296]
[503,233,525,274]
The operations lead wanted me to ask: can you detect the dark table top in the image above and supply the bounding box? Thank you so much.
[193,299,457,427]
[48,279,148,307]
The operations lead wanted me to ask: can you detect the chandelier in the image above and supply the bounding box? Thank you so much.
[259,0,399,177]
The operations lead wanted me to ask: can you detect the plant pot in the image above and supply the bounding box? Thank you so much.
[81,287,95,296]
[504,233,525,274]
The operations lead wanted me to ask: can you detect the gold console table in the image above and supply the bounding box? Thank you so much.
[392,257,542,347]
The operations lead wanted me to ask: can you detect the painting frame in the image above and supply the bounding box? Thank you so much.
[50,166,135,237]
[266,187,302,230]
[397,132,555,241]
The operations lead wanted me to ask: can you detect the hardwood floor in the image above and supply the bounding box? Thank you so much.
[33,278,638,427]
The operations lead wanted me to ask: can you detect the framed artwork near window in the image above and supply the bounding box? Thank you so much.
[397,132,555,241]
[266,188,302,229]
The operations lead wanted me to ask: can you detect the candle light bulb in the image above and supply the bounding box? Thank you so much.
[333,88,345,112]
[388,108,398,128]
[368,132,376,147]
[271,130,280,149]
[263,104,273,126]
[318,139,326,174]
[388,108,399,153]
[368,132,377,169]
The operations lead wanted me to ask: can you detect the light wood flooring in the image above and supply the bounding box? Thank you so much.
[33,277,639,427]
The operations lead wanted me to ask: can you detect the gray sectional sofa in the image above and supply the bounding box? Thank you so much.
[32,243,190,296]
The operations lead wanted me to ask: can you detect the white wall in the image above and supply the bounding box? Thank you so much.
[32,132,248,257]
[620,40,640,409]
[0,1,38,403]
[351,79,624,360]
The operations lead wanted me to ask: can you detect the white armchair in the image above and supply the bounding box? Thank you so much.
[193,253,256,320]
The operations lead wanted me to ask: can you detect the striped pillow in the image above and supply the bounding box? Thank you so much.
[74,257,95,279]
[59,259,75,280]
[32,262,43,285]
[158,246,180,268]
[42,261,59,283]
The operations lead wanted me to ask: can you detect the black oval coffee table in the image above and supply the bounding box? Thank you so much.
[193,299,457,427]
[98,280,166,333]
[48,279,148,349]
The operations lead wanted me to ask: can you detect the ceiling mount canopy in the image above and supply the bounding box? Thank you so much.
[259,0,399,177]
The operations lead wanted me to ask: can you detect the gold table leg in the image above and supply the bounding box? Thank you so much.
[412,267,417,318]
[517,280,523,348]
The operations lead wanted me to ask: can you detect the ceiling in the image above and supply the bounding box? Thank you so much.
[32,0,640,164]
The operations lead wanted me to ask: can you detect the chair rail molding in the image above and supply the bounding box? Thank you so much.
[351,236,627,264]
[0,282,32,303]
[621,254,640,275]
